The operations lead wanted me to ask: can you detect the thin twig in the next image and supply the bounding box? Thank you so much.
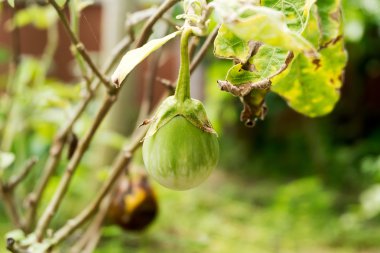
[188,36,200,60]
[0,180,22,229]
[35,94,117,241]
[48,0,112,91]
[190,25,220,73]
[34,0,179,241]
[50,124,149,247]
[4,157,38,191]
[69,192,113,253]
[25,36,133,232]
[135,27,168,127]
[45,29,215,244]
[156,77,176,91]
[135,0,180,48]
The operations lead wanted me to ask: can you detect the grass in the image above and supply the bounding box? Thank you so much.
[1,170,380,253]
[95,170,380,253]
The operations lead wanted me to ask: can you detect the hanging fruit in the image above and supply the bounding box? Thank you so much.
[142,26,219,191]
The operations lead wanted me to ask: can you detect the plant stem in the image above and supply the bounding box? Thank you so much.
[174,28,193,102]
[4,157,38,191]
[69,193,113,253]
[25,36,134,232]
[49,126,148,247]
[35,94,116,241]
[36,17,215,247]
[135,25,169,128]
[190,25,220,73]
[0,180,22,229]
[135,0,180,48]
[33,0,178,241]
[43,30,215,244]
[48,0,112,91]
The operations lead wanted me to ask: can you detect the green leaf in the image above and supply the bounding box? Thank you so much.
[13,5,57,29]
[219,45,289,126]
[112,31,181,86]
[0,151,15,170]
[302,5,321,48]
[261,0,316,33]
[214,24,252,63]
[0,47,10,64]
[7,0,14,8]
[317,0,343,45]
[56,0,67,8]
[226,45,289,85]
[271,39,347,117]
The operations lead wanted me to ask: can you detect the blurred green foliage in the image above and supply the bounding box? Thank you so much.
[1,0,380,252]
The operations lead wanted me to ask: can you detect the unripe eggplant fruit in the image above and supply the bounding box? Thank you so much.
[142,28,219,190]
[143,113,219,190]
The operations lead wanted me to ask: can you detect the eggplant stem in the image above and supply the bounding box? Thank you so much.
[174,28,193,102]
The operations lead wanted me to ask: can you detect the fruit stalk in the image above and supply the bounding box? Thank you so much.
[174,28,193,103]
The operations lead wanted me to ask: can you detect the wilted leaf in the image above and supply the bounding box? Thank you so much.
[112,31,181,87]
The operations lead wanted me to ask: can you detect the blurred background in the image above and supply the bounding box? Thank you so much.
[1,0,380,252]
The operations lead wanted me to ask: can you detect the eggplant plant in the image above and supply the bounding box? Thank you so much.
[0,0,346,252]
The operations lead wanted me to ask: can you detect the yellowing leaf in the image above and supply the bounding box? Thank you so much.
[112,31,181,87]
[224,6,317,56]
[214,24,252,63]
[317,0,343,45]
[271,40,347,117]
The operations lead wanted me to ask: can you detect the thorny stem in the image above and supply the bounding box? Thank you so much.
[34,0,179,242]
[174,28,193,102]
